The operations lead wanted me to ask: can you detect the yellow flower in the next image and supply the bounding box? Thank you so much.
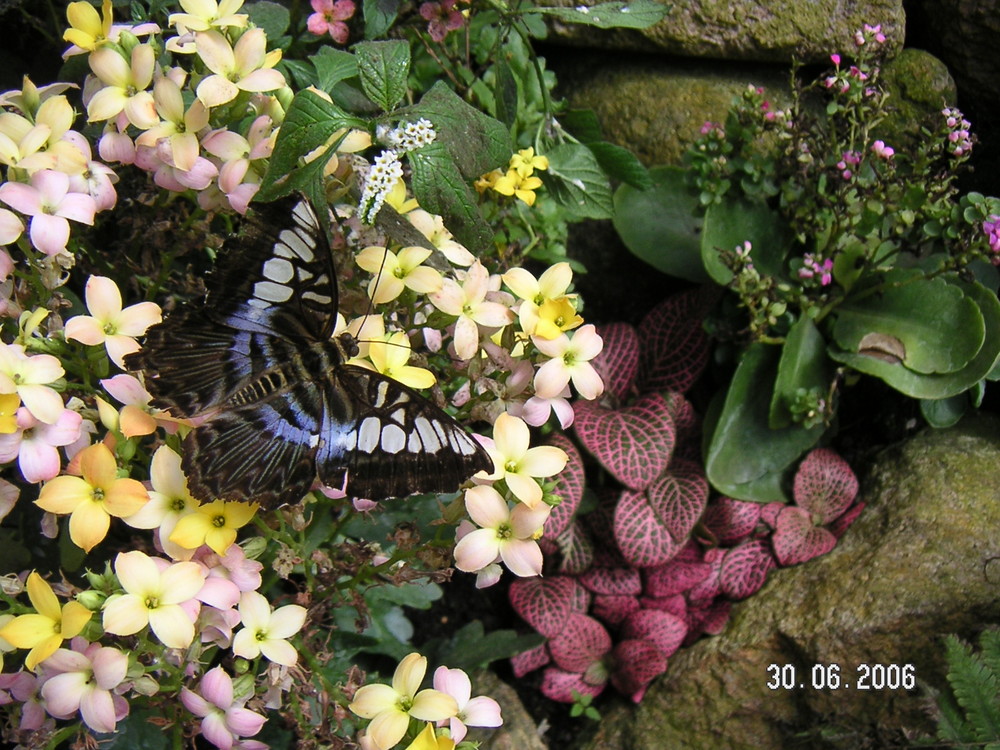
[349,653,458,750]
[356,245,442,304]
[169,500,258,555]
[0,392,20,433]
[491,168,543,206]
[367,332,436,390]
[63,0,114,53]
[535,297,583,340]
[406,723,456,750]
[502,262,579,339]
[35,443,149,552]
[168,0,249,32]
[0,572,92,670]
[483,412,567,508]
[385,177,419,214]
[509,147,548,177]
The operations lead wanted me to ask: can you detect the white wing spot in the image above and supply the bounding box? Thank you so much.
[291,201,318,231]
[254,280,292,302]
[389,408,406,425]
[343,430,357,450]
[278,228,314,262]
[358,417,381,453]
[432,420,449,447]
[381,423,406,454]
[302,291,332,305]
[447,429,464,454]
[407,429,422,452]
[414,417,441,453]
[263,257,294,283]
[248,298,269,308]
[297,267,314,281]
[457,434,478,455]
[373,380,389,408]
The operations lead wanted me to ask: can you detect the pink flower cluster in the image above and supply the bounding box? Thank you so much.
[798,252,833,286]
[942,107,974,158]
[983,215,1000,265]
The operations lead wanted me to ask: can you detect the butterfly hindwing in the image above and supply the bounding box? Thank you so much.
[317,366,493,500]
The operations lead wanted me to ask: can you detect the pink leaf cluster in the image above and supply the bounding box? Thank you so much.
[509,291,865,704]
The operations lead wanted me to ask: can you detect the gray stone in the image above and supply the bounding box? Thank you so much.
[542,0,904,63]
[577,416,1000,749]
[474,670,548,750]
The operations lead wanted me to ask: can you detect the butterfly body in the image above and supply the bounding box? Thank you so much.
[126,198,492,508]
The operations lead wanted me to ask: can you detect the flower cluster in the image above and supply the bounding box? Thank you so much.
[942,107,974,158]
[476,148,549,206]
[349,652,501,749]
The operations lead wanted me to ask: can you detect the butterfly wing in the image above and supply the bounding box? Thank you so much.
[316,365,493,500]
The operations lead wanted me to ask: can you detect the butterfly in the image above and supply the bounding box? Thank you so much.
[124,196,493,509]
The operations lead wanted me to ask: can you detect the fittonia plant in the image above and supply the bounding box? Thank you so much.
[510,289,864,703]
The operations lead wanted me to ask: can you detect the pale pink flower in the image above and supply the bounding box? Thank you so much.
[0,344,65,423]
[0,477,19,521]
[122,445,201,560]
[481,412,567,508]
[98,129,136,165]
[181,666,267,749]
[86,45,158,129]
[518,390,574,429]
[64,275,161,368]
[195,29,285,108]
[102,550,206,649]
[454,485,549,577]
[61,131,118,211]
[0,170,95,256]
[429,261,513,360]
[0,406,82,483]
[39,640,128,734]
[99,373,177,438]
[871,139,895,159]
[232,591,307,666]
[307,0,356,44]
[407,209,475,266]
[432,666,502,742]
[532,324,604,400]
[136,75,210,171]
[0,208,24,246]
[193,544,263,593]
[201,117,274,213]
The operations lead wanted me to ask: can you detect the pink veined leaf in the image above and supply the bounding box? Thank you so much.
[510,642,551,678]
[638,594,687,618]
[663,391,701,462]
[793,448,859,523]
[643,559,713,598]
[614,488,681,569]
[548,613,612,673]
[582,488,628,568]
[685,599,732,644]
[543,432,584,538]
[554,520,595,575]
[637,287,715,394]
[592,322,640,403]
[621,609,688,658]
[609,639,668,702]
[591,594,641,626]
[719,539,776,599]
[772,506,837,566]
[686,547,724,604]
[647,457,709,542]
[569,579,593,614]
[508,576,580,638]
[829,501,865,539]
[759,501,785,530]
[578,566,643,596]
[573,392,676,490]
[540,666,606,703]
[702,496,762,545]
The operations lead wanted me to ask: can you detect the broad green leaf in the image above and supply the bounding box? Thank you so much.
[409,141,493,253]
[246,0,290,38]
[363,0,401,39]
[530,0,669,29]
[701,197,791,284]
[770,316,834,428]
[833,270,984,375]
[587,141,652,190]
[705,343,824,502]
[542,142,613,219]
[492,57,519,129]
[258,89,367,202]
[560,109,604,143]
[920,393,969,428]
[311,47,358,93]
[613,165,706,282]
[830,277,1000,399]
[355,40,409,111]
[410,82,511,180]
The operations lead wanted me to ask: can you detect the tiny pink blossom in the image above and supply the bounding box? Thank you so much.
[0,170,96,256]
[830,53,841,66]
[307,0,355,44]
[181,666,267,749]
[38,640,129,734]
[0,406,83,483]
[871,140,894,159]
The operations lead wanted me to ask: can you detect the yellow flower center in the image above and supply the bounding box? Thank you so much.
[145,596,159,609]
[170,497,186,512]
[496,523,512,540]
[92,487,105,502]
[103,322,117,335]
[504,460,518,473]
[212,514,227,528]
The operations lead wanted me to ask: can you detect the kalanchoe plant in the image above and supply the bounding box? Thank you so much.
[614,26,1000,503]
[508,290,863,704]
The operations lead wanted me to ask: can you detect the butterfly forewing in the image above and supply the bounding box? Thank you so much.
[126,197,493,508]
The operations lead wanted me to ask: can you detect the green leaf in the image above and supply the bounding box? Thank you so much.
[613,165,705,282]
[705,343,824,502]
[492,57,519,129]
[530,0,670,29]
[542,142,613,220]
[245,0,290,38]
[355,40,410,111]
[560,109,604,143]
[258,89,367,201]
[701,197,791,284]
[104,708,171,749]
[426,620,546,672]
[830,276,1000,399]
[945,634,1000,742]
[409,83,510,180]
[409,141,493,253]
[587,141,652,190]
[311,47,358,93]
[920,393,969,428]
[363,0,401,39]
[833,271,984,375]
[770,316,834,428]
